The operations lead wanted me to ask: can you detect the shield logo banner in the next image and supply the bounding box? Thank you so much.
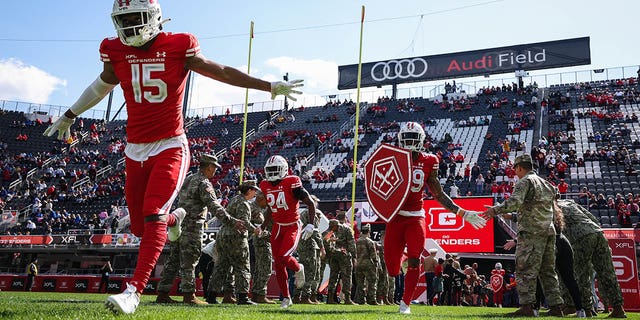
[490,273,504,292]
[364,143,412,222]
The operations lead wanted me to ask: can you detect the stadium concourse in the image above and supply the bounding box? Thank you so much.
[0,73,639,311]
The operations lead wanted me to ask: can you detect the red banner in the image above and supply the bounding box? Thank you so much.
[424,197,494,253]
[604,231,640,312]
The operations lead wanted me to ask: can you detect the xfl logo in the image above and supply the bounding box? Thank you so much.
[428,208,464,231]
[611,256,634,282]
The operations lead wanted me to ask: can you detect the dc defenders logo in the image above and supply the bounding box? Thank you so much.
[364,144,412,222]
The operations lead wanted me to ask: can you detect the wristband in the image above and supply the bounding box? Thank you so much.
[456,207,464,216]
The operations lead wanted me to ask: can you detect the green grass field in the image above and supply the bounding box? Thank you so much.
[0,292,638,320]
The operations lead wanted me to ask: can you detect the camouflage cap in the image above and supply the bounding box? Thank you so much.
[200,153,222,168]
[361,223,371,232]
[240,180,260,191]
[329,219,339,227]
[514,154,533,167]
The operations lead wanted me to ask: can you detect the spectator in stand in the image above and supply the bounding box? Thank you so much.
[43,0,303,314]
[473,174,484,195]
[557,179,569,198]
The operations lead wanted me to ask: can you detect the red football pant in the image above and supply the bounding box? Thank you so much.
[270,222,302,298]
[384,215,426,304]
[124,146,190,293]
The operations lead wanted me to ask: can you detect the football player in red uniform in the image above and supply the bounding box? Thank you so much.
[385,122,486,314]
[43,0,302,315]
[258,155,317,308]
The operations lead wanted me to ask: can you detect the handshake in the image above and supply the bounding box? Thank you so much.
[457,208,488,230]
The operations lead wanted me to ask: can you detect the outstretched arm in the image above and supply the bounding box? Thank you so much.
[186,54,270,92]
[186,54,303,101]
[427,169,486,229]
[426,170,460,214]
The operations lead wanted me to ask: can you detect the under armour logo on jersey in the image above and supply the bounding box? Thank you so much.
[117,0,131,7]
[156,51,166,58]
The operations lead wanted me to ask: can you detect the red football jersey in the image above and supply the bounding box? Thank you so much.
[400,152,439,211]
[259,175,303,224]
[99,32,200,143]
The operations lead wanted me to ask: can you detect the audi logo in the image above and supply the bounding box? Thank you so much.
[371,58,428,81]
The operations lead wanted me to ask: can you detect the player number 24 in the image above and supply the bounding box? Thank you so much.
[266,191,289,211]
[130,63,167,103]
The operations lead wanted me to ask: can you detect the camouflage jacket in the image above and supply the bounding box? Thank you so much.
[218,194,257,237]
[334,223,357,258]
[556,199,602,243]
[356,235,379,267]
[493,171,556,236]
[178,171,233,228]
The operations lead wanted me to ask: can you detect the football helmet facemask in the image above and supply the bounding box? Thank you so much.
[111,0,167,47]
[264,155,289,181]
[398,121,425,151]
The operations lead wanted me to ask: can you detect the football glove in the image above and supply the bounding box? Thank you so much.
[43,115,75,141]
[462,210,487,230]
[300,223,315,240]
[270,79,304,101]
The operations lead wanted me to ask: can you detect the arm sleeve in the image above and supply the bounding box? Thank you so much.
[494,179,530,215]
[200,182,233,224]
[68,76,116,116]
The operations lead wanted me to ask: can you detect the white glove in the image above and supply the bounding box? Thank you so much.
[43,115,75,141]
[270,79,304,101]
[301,223,314,240]
[462,210,487,230]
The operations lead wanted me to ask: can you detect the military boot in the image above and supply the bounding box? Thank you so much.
[608,305,627,318]
[206,291,218,304]
[237,293,257,305]
[254,294,276,304]
[327,294,337,304]
[155,291,178,304]
[309,294,321,304]
[343,293,358,305]
[183,292,208,305]
[507,304,535,317]
[222,291,237,304]
[299,295,313,304]
[547,304,564,317]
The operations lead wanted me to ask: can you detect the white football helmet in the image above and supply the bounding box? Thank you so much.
[111,0,166,47]
[495,262,502,270]
[398,121,425,151]
[264,155,289,181]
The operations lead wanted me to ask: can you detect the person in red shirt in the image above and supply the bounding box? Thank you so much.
[259,155,317,309]
[556,160,568,179]
[43,0,303,315]
[377,122,485,314]
[557,179,569,196]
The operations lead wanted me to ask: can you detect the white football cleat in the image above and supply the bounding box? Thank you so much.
[576,309,587,318]
[294,264,305,289]
[280,297,293,309]
[167,208,186,242]
[105,283,140,314]
[399,300,411,314]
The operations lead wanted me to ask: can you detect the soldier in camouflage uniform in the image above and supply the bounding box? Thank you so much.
[557,199,626,318]
[209,180,260,305]
[322,219,339,304]
[249,191,276,304]
[375,230,394,305]
[156,154,246,305]
[355,223,380,305]
[326,213,358,305]
[484,154,564,317]
[294,204,324,304]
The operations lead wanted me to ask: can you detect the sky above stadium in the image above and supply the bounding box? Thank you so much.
[0,0,638,116]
